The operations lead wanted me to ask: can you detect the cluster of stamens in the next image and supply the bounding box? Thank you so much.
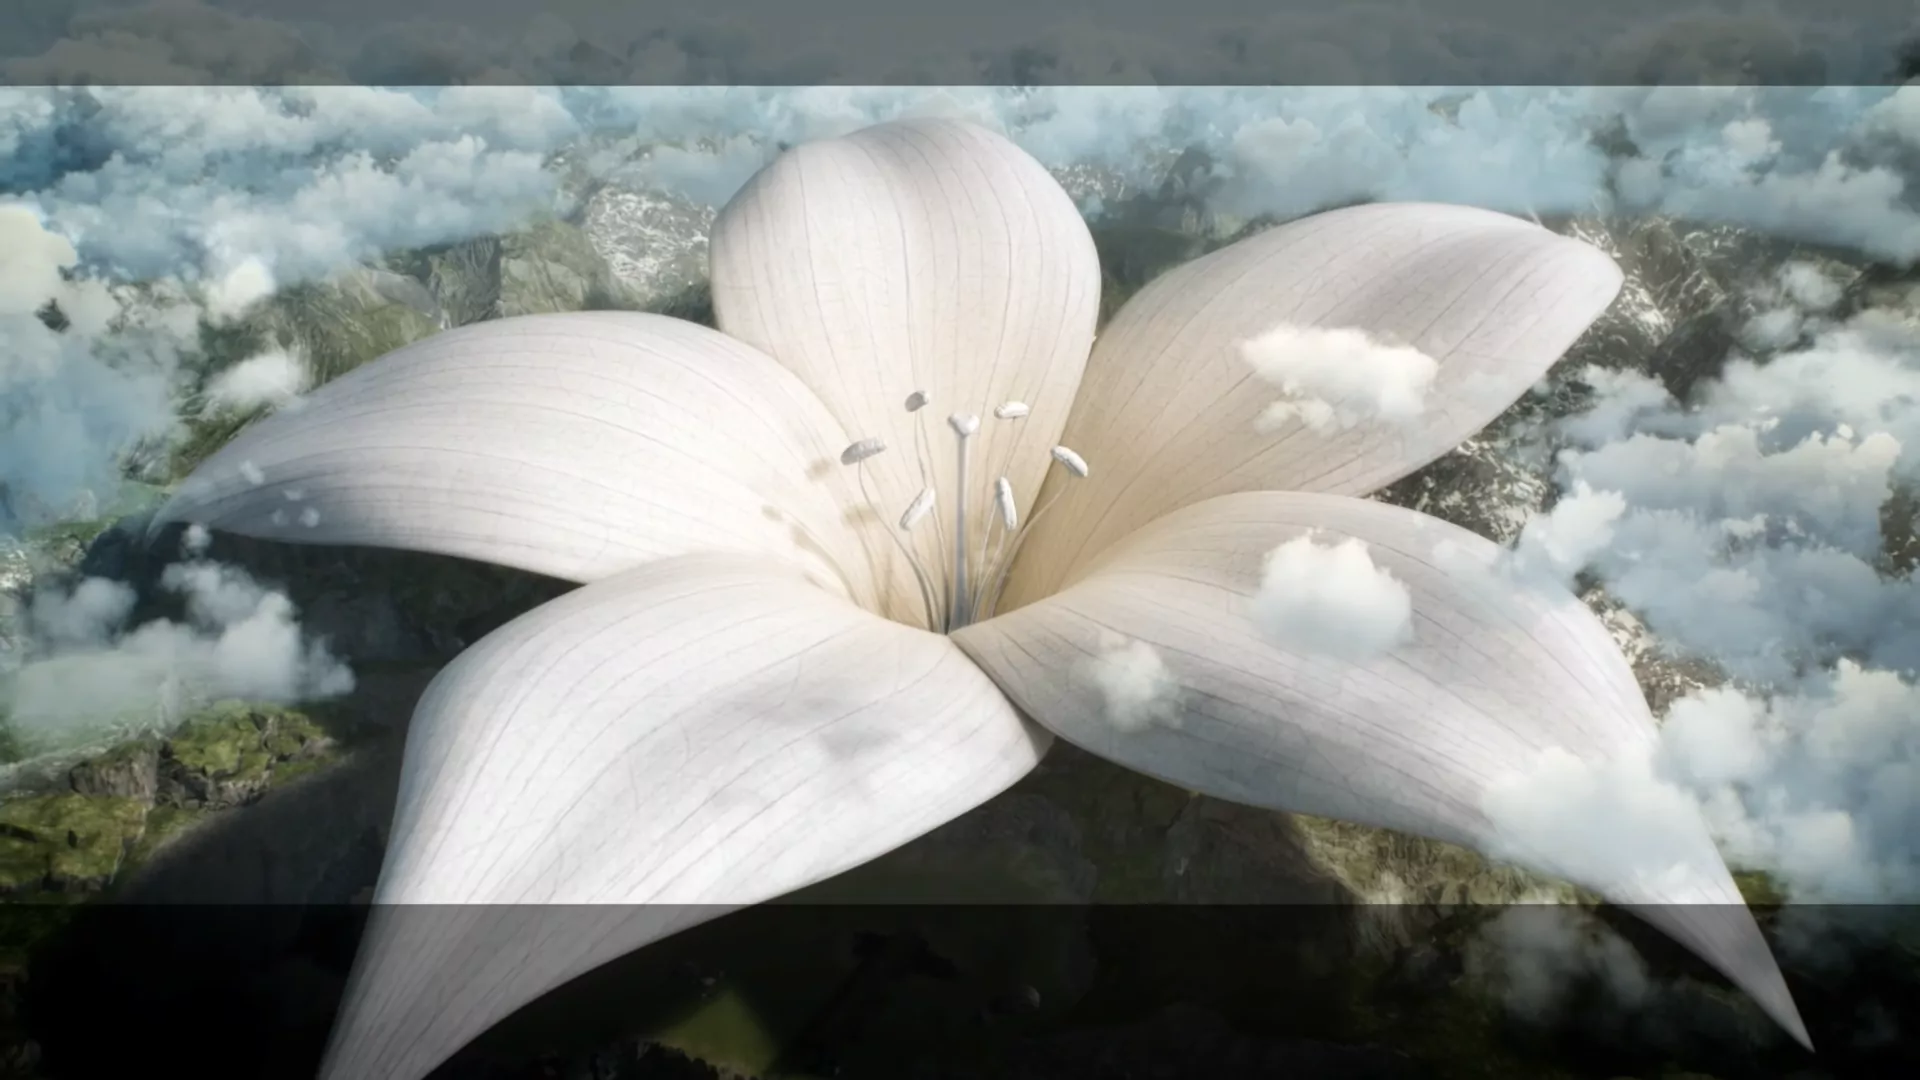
[840,390,1089,633]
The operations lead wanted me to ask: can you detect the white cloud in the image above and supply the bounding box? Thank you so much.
[1251,533,1414,663]
[1482,743,1733,906]
[1241,324,1438,435]
[203,348,309,413]
[203,256,275,323]
[1557,366,1676,447]
[5,560,354,753]
[1533,286,1920,905]
[1464,903,1655,1026]
[1512,482,1626,585]
[1565,426,1900,561]
[1654,664,1920,903]
[1740,306,1805,352]
[28,576,138,650]
[0,203,78,316]
[1080,631,1182,734]
[0,203,185,534]
[1777,261,1844,313]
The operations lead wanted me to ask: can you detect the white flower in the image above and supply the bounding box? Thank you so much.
[154,119,1807,1079]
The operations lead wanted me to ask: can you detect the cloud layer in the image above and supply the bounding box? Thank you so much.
[1483,267,1920,908]
[8,534,354,754]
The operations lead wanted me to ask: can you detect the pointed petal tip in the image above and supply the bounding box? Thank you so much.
[1783,1004,1815,1053]
[1748,960,1814,1052]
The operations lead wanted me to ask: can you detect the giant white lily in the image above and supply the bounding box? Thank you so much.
[156,119,1810,1079]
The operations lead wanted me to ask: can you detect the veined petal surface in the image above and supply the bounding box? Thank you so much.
[955,492,1808,1048]
[319,555,1048,1080]
[154,313,902,615]
[710,118,1101,585]
[1006,203,1621,606]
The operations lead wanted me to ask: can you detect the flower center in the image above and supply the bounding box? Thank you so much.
[839,391,1090,634]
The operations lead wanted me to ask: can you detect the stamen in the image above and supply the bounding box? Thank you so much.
[851,454,939,631]
[978,397,1031,561]
[993,476,1019,530]
[972,476,1019,615]
[900,487,936,530]
[978,444,1090,621]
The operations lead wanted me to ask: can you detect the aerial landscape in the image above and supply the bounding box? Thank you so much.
[2,7,1920,1080]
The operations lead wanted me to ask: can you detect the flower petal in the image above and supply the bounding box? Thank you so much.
[955,492,1809,1049]
[319,554,1047,1080]
[1007,202,1621,606]
[155,312,909,617]
[710,118,1101,579]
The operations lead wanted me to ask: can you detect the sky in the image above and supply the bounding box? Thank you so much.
[2,4,1920,1037]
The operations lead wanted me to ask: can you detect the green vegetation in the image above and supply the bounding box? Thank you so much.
[0,701,338,903]
[1731,868,1787,908]
[0,793,147,894]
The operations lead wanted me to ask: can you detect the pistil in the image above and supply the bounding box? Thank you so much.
[947,412,980,629]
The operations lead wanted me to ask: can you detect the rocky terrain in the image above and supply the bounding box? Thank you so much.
[2,148,1917,1080]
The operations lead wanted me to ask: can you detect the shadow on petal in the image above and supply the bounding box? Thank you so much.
[318,554,1047,1080]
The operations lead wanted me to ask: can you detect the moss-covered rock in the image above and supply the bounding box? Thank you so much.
[158,703,334,809]
[66,737,159,802]
[120,803,207,872]
[0,793,147,895]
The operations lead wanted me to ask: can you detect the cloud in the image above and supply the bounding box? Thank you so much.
[1464,902,1655,1026]
[1241,324,1439,435]
[1482,742,1732,906]
[202,348,309,414]
[1556,366,1677,447]
[1655,664,1920,903]
[1511,482,1627,586]
[203,256,275,323]
[1503,263,1920,907]
[0,202,186,534]
[1080,631,1181,734]
[1777,261,1845,313]
[1565,426,1900,561]
[6,550,354,753]
[0,202,76,313]
[1250,534,1415,663]
[27,576,136,651]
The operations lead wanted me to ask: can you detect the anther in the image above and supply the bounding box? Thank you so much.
[841,437,887,465]
[948,413,980,437]
[993,401,1030,420]
[994,477,1018,530]
[900,487,936,530]
[905,390,929,413]
[1050,445,1089,478]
